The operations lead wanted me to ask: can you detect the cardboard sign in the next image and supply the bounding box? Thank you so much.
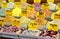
[34,0,41,3]
[48,23,58,31]
[47,0,54,3]
[6,10,12,16]
[53,13,60,20]
[28,21,38,31]
[12,19,20,27]
[36,12,45,19]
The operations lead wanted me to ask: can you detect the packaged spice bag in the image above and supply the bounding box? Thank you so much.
[21,2,28,10]
[20,17,31,28]
[36,18,47,29]
[12,7,21,17]
[27,10,36,19]
[0,8,6,16]
[8,2,14,9]
[48,2,56,11]
[27,5,36,19]
[33,3,41,11]
[42,10,52,19]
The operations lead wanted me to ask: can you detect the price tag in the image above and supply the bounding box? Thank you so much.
[34,0,41,3]
[28,21,38,31]
[53,13,60,20]
[48,23,58,31]
[6,10,12,16]
[14,2,21,8]
[20,0,27,2]
[42,3,50,10]
[12,7,21,17]
[2,3,7,8]
[12,19,20,27]
[36,12,45,19]
[0,19,4,26]
[47,0,54,3]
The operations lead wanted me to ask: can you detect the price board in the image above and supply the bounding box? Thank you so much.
[28,21,38,31]
[48,23,58,31]
[34,0,41,3]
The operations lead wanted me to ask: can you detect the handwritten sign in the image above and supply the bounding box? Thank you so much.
[28,21,38,31]
[20,10,27,17]
[48,23,58,31]
[53,13,60,20]
[36,12,45,19]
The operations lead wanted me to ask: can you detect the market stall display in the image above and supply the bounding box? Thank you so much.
[0,0,60,39]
